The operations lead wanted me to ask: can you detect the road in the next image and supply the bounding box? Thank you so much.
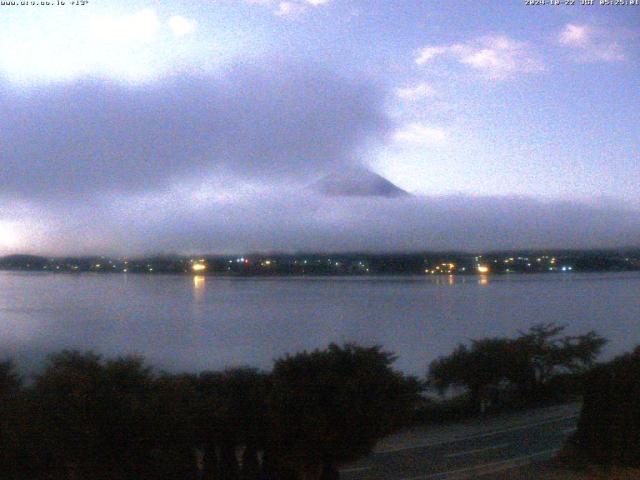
[340,403,580,480]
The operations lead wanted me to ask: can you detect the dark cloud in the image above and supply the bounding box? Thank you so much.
[20,190,640,255]
[1,59,638,255]
[0,62,387,200]
[140,195,640,253]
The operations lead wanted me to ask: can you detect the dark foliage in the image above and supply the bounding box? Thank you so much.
[0,344,421,480]
[576,346,640,467]
[0,360,25,478]
[31,351,157,480]
[267,344,422,479]
[427,323,606,413]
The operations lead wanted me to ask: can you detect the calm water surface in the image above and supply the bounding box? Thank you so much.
[1,272,639,375]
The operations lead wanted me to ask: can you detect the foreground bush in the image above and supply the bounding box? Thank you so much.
[0,344,421,480]
[576,346,640,467]
[31,352,158,480]
[428,323,606,413]
[267,344,421,479]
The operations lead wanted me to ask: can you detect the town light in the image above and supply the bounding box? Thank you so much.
[192,263,207,272]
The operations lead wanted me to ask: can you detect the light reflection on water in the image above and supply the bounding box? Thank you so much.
[192,275,206,296]
[0,271,639,375]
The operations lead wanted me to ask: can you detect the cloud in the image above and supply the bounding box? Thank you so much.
[416,35,544,80]
[275,1,306,16]
[393,123,446,145]
[246,0,330,17]
[0,9,199,83]
[559,23,589,47]
[6,189,640,256]
[558,23,625,62]
[395,82,436,101]
[92,9,161,44]
[0,62,388,202]
[415,46,448,65]
[168,15,197,37]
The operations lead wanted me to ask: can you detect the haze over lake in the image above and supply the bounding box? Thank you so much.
[1,271,638,375]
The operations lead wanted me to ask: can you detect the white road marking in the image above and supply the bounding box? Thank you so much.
[445,443,510,459]
[377,414,578,454]
[563,427,577,434]
[403,448,559,480]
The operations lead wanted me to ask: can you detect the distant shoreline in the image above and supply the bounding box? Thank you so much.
[2,250,639,276]
[2,268,639,277]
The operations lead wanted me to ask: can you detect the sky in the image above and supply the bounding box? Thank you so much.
[0,0,639,255]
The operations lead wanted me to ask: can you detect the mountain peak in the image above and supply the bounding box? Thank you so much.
[312,167,410,198]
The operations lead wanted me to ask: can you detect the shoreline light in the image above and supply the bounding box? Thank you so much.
[192,263,207,272]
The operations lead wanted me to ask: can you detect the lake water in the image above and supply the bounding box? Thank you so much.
[1,271,639,375]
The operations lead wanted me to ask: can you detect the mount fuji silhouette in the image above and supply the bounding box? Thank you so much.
[312,166,409,198]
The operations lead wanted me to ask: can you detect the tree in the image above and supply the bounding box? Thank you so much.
[151,367,271,480]
[0,360,25,479]
[576,346,640,467]
[428,323,607,411]
[267,343,421,480]
[515,323,607,397]
[150,373,204,479]
[33,350,156,480]
[197,368,270,480]
[0,360,21,398]
[428,338,527,412]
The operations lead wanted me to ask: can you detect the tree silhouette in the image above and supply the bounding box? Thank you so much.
[198,368,270,479]
[33,351,156,480]
[0,360,21,397]
[576,346,640,467]
[428,323,607,410]
[428,338,527,411]
[0,360,26,479]
[515,323,606,397]
[267,343,421,480]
